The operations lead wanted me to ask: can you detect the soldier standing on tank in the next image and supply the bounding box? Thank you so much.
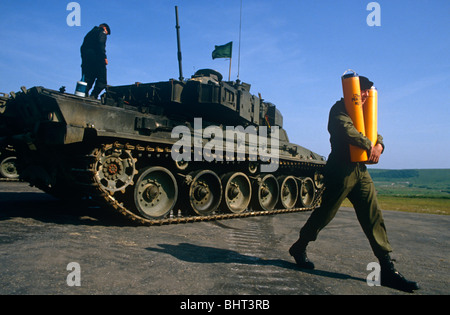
[288,76,420,293]
[80,23,110,99]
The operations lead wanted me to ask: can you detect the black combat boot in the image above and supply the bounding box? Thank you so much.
[289,239,315,270]
[378,254,420,293]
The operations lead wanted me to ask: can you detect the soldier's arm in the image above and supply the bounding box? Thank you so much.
[332,111,372,151]
[367,134,385,164]
[376,134,385,153]
[97,32,107,61]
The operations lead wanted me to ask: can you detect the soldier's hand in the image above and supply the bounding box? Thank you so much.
[105,58,108,65]
[367,143,383,164]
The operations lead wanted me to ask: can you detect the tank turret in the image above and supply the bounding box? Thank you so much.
[104,68,283,128]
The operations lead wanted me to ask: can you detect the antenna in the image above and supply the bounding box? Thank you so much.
[237,0,242,81]
[175,6,184,81]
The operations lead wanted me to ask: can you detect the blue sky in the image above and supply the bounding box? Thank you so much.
[0,0,449,169]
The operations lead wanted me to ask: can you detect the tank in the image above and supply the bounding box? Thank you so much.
[0,144,18,179]
[0,6,326,225]
[0,93,19,179]
[0,70,325,225]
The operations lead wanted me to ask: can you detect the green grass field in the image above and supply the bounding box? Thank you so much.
[340,169,450,215]
[341,196,449,215]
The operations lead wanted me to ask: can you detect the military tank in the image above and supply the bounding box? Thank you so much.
[0,145,18,179]
[0,93,19,179]
[0,68,325,225]
[0,8,326,225]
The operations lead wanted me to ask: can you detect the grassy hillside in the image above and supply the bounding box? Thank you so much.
[369,169,450,198]
[341,169,450,215]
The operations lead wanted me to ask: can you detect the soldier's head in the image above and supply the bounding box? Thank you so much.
[359,76,373,105]
[100,23,111,35]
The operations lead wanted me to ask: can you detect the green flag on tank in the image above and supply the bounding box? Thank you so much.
[212,42,233,59]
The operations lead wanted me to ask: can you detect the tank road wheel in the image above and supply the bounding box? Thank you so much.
[298,177,316,208]
[251,174,279,211]
[221,172,252,214]
[94,146,137,193]
[0,156,19,179]
[187,170,222,216]
[248,162,258,174]
[277,175,299,209]
[314,171,325,189]
[134,167,178,220]
[175,160,189,171]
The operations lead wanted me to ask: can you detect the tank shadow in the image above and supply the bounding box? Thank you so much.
[146,242,365,283]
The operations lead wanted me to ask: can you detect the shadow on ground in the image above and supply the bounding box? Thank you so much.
[146,243,365,283]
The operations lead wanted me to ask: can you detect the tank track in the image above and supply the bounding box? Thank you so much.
[45,141,325,226]
[0,178,20,182]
